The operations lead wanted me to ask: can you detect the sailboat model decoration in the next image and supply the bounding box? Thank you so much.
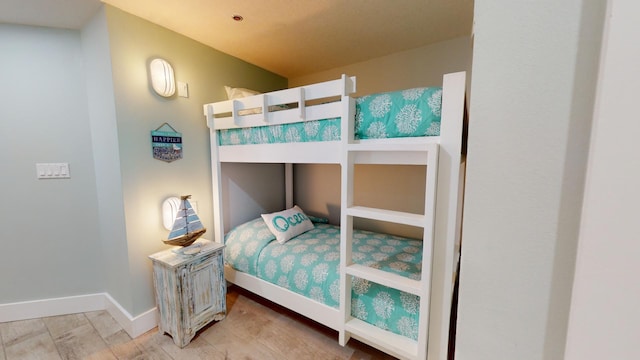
[164,195,207,247]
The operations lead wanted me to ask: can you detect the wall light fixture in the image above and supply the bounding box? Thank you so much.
[162,196,181,230]
[149,58,176,97]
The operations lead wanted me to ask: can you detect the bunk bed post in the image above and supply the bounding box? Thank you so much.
[285,163,293,209]
[339,76,356,346]
[427,71,466,360]
[416,146,440,360]
[206,104,225,244]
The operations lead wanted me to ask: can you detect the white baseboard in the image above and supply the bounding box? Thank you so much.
[0,293,158,338]
[104,293,158,338]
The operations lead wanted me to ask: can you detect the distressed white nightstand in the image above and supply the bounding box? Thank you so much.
[149,239,226,347]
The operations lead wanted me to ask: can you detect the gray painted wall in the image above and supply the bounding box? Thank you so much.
[103,6,287,315]
[455,1,606,359]
[0,24,104,302]
[81,6,132,311]
[0,5,286,317]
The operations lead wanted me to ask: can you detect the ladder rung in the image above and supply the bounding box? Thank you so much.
[347,141,439,152]
[346,206,426,227]
[345,264,423,296]
[344,318,418,360]
[347,143,439,166]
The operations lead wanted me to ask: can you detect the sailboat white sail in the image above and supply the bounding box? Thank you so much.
[165,195,206,247]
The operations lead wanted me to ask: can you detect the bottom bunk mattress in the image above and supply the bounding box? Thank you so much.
[224,217,424,340]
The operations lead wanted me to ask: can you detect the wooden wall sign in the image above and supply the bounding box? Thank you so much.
[151,123,182,162]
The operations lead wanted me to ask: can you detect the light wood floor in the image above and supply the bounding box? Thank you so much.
[0,285,397,359]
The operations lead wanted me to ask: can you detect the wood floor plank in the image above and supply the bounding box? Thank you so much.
[43,314,89,340]
[132,330,174,360]
[160,336,227,360]
[202,329,283,360]
[3,331,61,360]
[0,286,399,360]
[102,330,145,360]
[85,310,147,360]
[84,311,122,340]
[216,286,395,360]
[0,319,49,347]
[137,328,227,360]
[202,292,295,359]
[0,319,61,359]
[51,322,116,360]
[284,314,355,359]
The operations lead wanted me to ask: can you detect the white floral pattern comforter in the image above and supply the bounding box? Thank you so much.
[218,87,442,145]
[225,217,424,340]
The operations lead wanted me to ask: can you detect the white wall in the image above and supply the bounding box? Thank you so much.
[0,25,104,302]
[455,1,606,359]
[565,1,640,359]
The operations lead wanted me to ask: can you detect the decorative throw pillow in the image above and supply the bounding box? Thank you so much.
[261,205,314,244]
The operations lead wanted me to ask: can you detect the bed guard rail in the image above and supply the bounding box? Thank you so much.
[204,75,356,131]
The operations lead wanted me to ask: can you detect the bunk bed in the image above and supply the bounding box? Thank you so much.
[203,72,466,360]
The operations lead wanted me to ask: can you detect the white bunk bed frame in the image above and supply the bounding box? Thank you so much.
[203,72,466,360]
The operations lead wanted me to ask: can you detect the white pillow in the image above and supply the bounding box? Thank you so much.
[224,86,260,100]
[224,85,289,114]
[224,86,261,115]
[261,205,314,244]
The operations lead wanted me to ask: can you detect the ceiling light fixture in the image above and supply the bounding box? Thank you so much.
[232,15,243,21]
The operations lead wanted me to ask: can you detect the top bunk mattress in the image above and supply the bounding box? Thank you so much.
[218,86,442,146]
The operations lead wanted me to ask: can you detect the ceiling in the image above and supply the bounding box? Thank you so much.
[1,0,474,78]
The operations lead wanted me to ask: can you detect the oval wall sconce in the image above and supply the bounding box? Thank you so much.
[162,196,181,230]
[149,58,176,97]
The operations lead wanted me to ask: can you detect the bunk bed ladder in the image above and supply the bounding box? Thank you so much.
[338,110,440,359]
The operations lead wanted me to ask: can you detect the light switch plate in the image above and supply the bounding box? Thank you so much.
[36,163,70,179]
[177,81,189,98]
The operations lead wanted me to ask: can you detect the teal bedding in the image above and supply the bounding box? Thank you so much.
[225,217,423,340]
[218,87,442,146]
